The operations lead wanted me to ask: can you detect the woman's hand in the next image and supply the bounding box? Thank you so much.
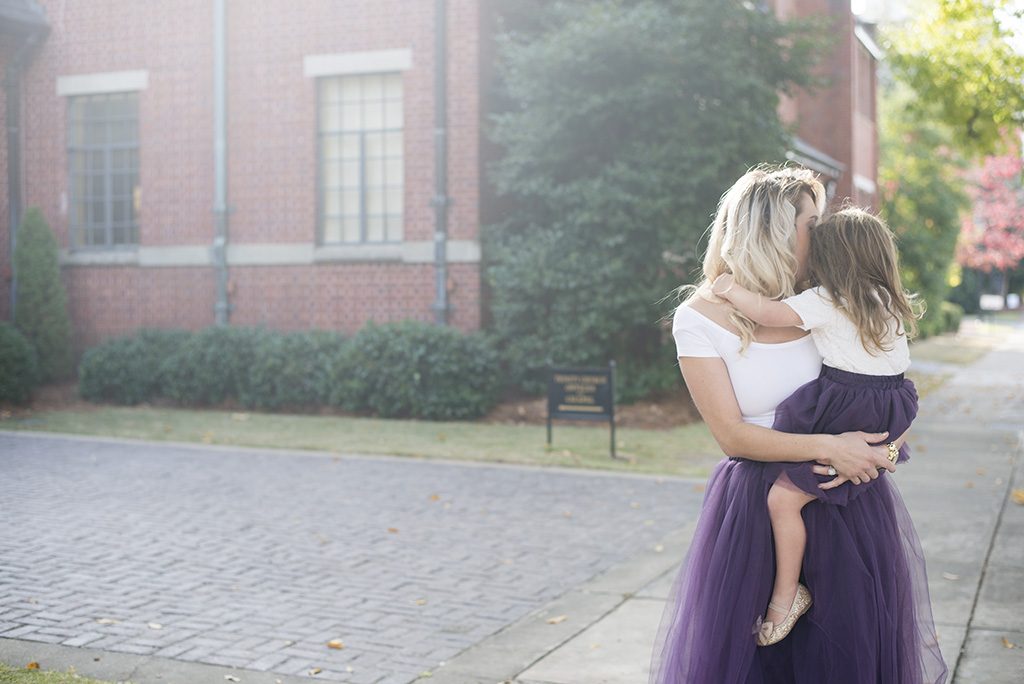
[711,273,734,298]
[814,431,895,489]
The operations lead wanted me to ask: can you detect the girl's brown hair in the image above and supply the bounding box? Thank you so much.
[808,207,924,353]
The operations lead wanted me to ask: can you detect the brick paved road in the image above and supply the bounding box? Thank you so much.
[0,432,703,683]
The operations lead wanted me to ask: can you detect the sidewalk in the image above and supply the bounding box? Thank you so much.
[419,319,1024,684]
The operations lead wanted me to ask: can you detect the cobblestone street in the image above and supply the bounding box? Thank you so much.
[0,433,703,683]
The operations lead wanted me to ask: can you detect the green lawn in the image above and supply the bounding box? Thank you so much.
[2,404,722,478]
[0,662,112,683]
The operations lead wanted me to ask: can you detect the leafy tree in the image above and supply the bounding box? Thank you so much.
[877,80,969,319]
[882,0,1024,158]
[956,152,1024,301]
[483,0,821,397]
[13,208,74,382]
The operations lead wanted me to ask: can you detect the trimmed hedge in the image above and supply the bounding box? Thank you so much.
[76,321,503,420]
[79,328,192,405]
[327,320,502,420]
[0,322,39,405]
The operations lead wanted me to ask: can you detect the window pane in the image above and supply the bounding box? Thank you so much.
[324,191,341,216]
[88,150,105,172]
[366,186,384,215]
[386,186,403,214]
[342,188,359,214]
[323,159,341,187]
[342,215,360,242]
[321,135,341,161]
[386,214,402,241]
[366,215,385,242]
[321,78,341,104]
[69,118,86,146]
[341,103,361,130]
[384,131,402,156]
[86,121,106,145]
[112,225,127,244]
[112,174,130,195]
[323,217,342,243]
[90,201,105,224]
[362,75,383,102]
[363,99,384,129]
[112,198,127,223]
[321,103,342,132]
[384,74,402,99]
[90,174,105,200]
[341,78,361,103]
[341,133,359,158]
[384,99,402,129]
[366,156,384,187]
[385,159,403,185]
[342,160,360,187]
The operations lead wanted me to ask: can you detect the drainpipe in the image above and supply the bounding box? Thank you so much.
[212,0,230,324]
[431,0,450,325]
[6,29,46,324]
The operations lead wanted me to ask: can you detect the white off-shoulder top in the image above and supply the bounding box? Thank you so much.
[672,303,823,428]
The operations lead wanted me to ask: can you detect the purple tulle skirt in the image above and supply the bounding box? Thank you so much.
[649,367,947,684]
[771,365,919,506]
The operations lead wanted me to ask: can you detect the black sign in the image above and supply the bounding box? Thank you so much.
[547,361,618,459]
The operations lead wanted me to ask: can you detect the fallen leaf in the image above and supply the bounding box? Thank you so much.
[546,615,568,624]
[965,481,974,489]
[1011,489,1024,505]
[26,662,39,670]
[414,599,427,606]
[309,666,322,675]
[326,639,344,649]
[148,622,162,630]
[1003,636,1016,649]
[644,519,655,526]
[654,544,665,553]
[629,502,641,509]
[693,483,706,493]
[95,618,119,625]
[562,510,572,518]
[387,527,399,534]
[429,494,441,501]
[976,468,986,476]
[419,671,433,678]
[941,572,960,581]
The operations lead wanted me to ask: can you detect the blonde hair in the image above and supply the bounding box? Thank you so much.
[808,207,924,352]
[664,164,826,351]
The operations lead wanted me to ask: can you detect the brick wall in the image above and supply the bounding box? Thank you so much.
[8,0,482,359]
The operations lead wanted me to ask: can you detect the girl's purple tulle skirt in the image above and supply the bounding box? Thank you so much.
[649,366,948,683]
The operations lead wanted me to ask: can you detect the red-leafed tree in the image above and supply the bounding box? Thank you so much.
[957,153,1024,298]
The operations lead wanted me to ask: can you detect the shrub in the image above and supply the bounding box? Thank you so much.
[243,330,348,410]
[329,320,502,420]
[159,325,269,407]
[13,208,74,382]
[78,328,193,405]
[0,322,39,405]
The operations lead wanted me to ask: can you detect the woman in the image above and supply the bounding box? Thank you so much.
[648,166,947,683]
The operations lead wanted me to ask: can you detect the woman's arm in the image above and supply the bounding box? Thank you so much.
[711,274,802,328]
[679,355,895,483]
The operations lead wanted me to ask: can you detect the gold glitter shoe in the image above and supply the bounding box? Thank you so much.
[756,583,812,646]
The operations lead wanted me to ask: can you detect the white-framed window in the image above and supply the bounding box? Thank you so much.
[317,72,404,244]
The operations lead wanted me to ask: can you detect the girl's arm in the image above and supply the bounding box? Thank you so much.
[678,355,895,484]
[711,273,803,328]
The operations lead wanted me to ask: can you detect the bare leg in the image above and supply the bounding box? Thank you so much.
[765,473,816,627]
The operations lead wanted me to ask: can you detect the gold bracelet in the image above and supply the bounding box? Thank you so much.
[886,441,899,464]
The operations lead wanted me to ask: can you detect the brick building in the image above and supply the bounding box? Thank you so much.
[0,0,878,358]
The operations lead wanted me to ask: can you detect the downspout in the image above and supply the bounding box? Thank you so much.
[432,0,450,325]
[212,0,230,324]
[6,29,45,323]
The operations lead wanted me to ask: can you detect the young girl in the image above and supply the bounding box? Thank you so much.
[711,207,923,647]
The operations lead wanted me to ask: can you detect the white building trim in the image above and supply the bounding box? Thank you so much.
[57,70,149,97]
[59,241,481,267]
[303,49,413,78]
